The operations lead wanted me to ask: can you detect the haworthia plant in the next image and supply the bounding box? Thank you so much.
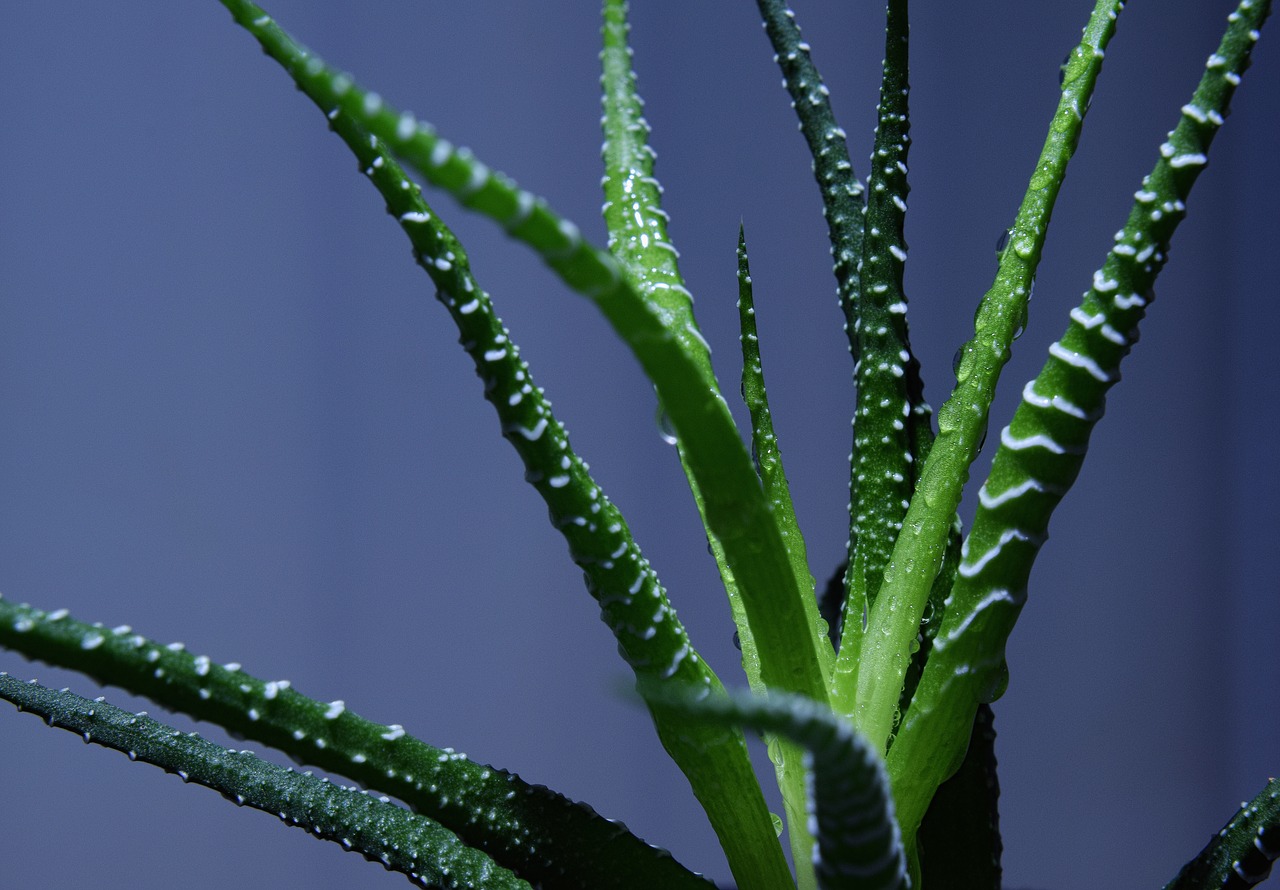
[2,2,1275,889]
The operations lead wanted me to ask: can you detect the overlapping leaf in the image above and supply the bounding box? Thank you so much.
[848,0,1126,756]
[219,0,832,727]
[0,596,713,890]
[886,0,1270,840]
[0,673,531,890]
[298,101,789,890]
[650,685,908,890]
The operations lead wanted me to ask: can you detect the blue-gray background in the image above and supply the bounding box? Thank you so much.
[1,3,1276,888]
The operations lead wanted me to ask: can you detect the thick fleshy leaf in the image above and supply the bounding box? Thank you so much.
[597,11,827,881]
[754,0,868,320]
[843,0,919,630]
[599,0,709,371]
[736,226,815,666]
[0,673,531,890]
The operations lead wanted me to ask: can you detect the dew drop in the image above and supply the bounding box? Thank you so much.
[655,405,677,446]
[936,406,959,435]
[766,736,785,768]
[995,228,1011,256]
[770,812,784,838]
[920,600,936,626]
[1010,299,1028,341]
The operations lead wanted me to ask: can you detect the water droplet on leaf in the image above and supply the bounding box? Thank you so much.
[655,406,677,445]
[766,737,785,768]
[920,599,936,626]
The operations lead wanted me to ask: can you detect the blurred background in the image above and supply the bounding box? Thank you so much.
[1,2,1276,887]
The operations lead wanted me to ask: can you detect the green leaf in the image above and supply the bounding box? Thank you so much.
[0,597,713,890]
[736,223,822,885]
[833,0,942,724]
[845,0,1125,755]
[650,685,909,890]
[892,520,963,740]
[600,0,709,371]
[0,673,532,890]
[842,0,919,631]
[885,0,1271,841]
[1163,777,1279,890]
[753,0,867,328]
